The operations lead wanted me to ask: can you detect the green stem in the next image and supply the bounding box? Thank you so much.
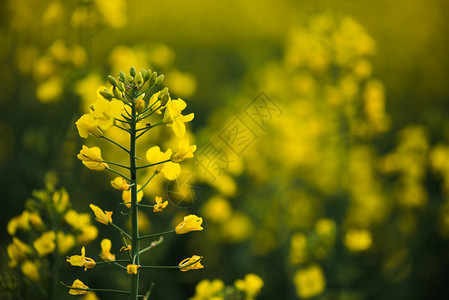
[130,89,140,300]
[136,159,170,170]
[114,124,131,133]
[136,122,163,139]
[138,172,157,192]
[106,167,131,181]
[139,229,175,240]
[104,160,131,169]
[60,282,130,294]
[101,136,130,154]
[110,222,131,239]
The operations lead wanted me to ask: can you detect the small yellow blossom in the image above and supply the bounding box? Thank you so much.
[192,279,225,299]
[90,97,124,130]
[75,114,103,138]
[122,185,144,208]
[120,245,131,252]
[69,279,89,295]
[146,146,181,180]
[7,211,31,235]
[77,225,99,244]
[179,255,204,272]
[175,215,203,234]
[53,188,70,213]
[77,145,109,171]
[65,210,91,230]
[153,196,168,213]
[127,264,140,274]
[170,139,197,163]
[33,231,56,257]
[89,204,113,225]
[234,273,264,298]
[293,264,326,299]
[111,177,130,190]
[67,246,96,271]
[8,237,34,267]
[99,239,116,261]
[21,260,40,282]
[163,98,194,137]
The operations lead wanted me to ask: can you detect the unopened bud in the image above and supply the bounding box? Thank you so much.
[135,99,145,114]
[126,74,134,83]
[118,72,126,82]
[113,87,123,100]
[161,91,170,106]
[141,69,148,81]
[130,66,136,77]
[108,75,118,87]
[99,89,114,99]
[149,72,157,86]
[155,74,164,86]
[136,72,143,85]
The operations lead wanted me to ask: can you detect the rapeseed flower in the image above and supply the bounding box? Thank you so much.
[175,215,203,234]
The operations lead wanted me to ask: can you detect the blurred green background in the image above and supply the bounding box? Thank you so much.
[1,0,449,299]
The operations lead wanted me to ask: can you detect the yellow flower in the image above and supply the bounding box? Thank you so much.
[53,188,70,213]
[77,145,109,171]
[67,246,96,271]
[122,185,144,208]
[90,97,124,130]
[75,114,103,138]
[145,146,181,180]
[21,260,40,282]
[89,204,113,225]
[192,279,225,299]
[99,239,116,261]
[111,177,130,190]
[179,255,204,272]
[153,196,168,213]
[7,238,33,267]
[120,245,131,252]
[293,264,326,299]
[57,231,76,255]
[163,98,194,137]
[234,274,264,298]
[64,210,91,230]
[344,229,372,252]
[175,215,203,234]
[170,139,197,163]
[69,279,89,295]
[77,225,98,244]
[33,231,56,257]
[126,264,140,274]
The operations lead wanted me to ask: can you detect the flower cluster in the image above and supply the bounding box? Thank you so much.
[65,68,203,299]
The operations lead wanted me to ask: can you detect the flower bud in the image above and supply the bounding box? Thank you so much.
[161,91,170,106]
[149,72,157,86]
[99,89,114,99]
[155,74,164,86]
[130,66,136,77]
[143,69,151,82]
[135,72,143,85]
[141,69,148,81]
[126,74,134,83]
[135,99,145,114]
[112,87,123,100]
[108,75,118,87]
[118,72,125,82]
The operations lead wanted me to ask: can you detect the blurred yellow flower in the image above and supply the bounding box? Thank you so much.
[57,231,76,255]
[67,246,96,271]
[201,196,232,223]
[8,237,33,267]
[53,188,70,213]
[163,98,194,137]
[179,255,204,272]
[77,145,109,171]
[33,231,56,257]
[234,273,264,299]
[170,139,197,163]
[126,264,140,274]
[122,185,144,208]
[77,225,98,244]
[153,196,168,213]
[145,146,181,180]
[293,264,326,299]
[175,215,203,234]
[344,229,372,252]
[21,260,40,282]
[111,176,130,190]
[36,77,63,103]
[69,279,89,295]
[99,239,116,261]
[64,210,91,230]
[75,114,103,138]
[89,204,113,225]
[192,279,225,299]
